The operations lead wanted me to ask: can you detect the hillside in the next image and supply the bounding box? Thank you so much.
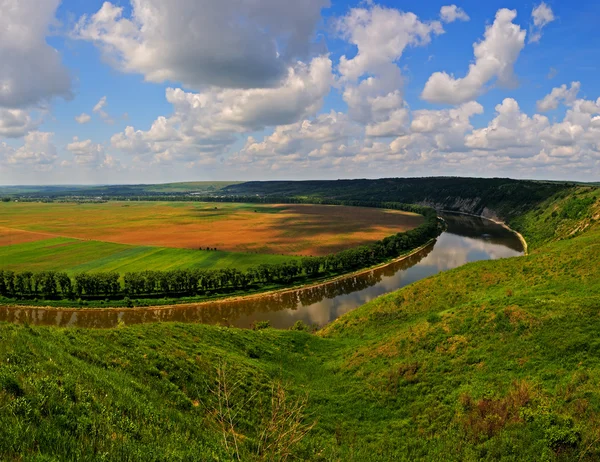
[223,177,576,221]
[1,184,600,460]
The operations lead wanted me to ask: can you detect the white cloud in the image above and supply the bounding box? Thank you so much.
[440,5,470,23]
[336,5,443,81]
[93,97,107,114]
[0,0,71,108]
[73,0,329,90]
[110,56,333,163]
[461,95,600,173]
[529,2,555,43]
[232,111,363,172]
[92,96,114,124]
[465,98,549,153]
[537,82,580,112]
[0,109,40,138]
[1,132,57,170]
[75,113,92,124]
[421,9,526,105]
[409,101,483,151]
[231,86,600,179]
[67,137,105,166]
[336,5,444,136]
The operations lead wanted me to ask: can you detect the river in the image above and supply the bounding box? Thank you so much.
[0,213,524,329]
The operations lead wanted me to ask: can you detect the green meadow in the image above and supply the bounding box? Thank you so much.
[0,237,295,274]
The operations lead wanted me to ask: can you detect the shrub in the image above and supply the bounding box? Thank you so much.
[252,320,271,330]
[427,313,442,324]
[290,320,309,331]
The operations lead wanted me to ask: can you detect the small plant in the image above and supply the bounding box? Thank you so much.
[123,296,133,308]
[427,313,442,324]
[290,320,309,332]
[252,320,271,330]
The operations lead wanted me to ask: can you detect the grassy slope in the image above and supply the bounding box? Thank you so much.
[1,187,600,460]
[0,237,294,274]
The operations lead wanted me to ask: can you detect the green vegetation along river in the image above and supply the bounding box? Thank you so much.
[0,213,523,329]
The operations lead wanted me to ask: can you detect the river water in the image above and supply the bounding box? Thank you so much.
[0,213,524,329]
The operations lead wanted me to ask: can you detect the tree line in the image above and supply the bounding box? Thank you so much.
[0,204,441,302]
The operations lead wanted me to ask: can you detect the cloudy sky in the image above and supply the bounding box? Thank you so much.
[1,0,599,185]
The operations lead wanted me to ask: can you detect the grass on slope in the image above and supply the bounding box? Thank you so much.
[2,189,600,460]
[509,185,600,250]
[0,238,294,274]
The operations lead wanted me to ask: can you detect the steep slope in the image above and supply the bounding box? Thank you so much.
[224,177,575,221]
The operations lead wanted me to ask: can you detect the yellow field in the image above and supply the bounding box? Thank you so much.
[0,201,423,256]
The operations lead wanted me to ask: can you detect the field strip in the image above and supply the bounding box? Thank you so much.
[0,225,89,243]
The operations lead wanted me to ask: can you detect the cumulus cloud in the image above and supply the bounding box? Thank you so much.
[235,111,360,168]
[0,109,40,138]
[465,98,549,153]
[0,0,71,109]
[110,56,333,163]
[75,113,92,124]
[233,84,600,179]
[460,94,600,173]
[409,101,483,151]
[336,5,443,81]
[440,5,470,23]
[529,2,555,43]
[73,0,329,90]
[421,9,526,105]
[66,137,105,166]
[537,82,580,112]
[0,132,58,170]
[336,5,443,136]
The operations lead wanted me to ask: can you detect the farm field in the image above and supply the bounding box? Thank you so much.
[0,237,295,275]
[0,201,423,274]
[0,201,423,256]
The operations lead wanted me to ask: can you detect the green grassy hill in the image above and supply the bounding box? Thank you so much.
[1,186,600,460]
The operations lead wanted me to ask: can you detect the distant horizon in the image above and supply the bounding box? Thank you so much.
[0,175,597,190]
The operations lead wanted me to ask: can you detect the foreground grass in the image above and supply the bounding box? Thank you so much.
[2,189,600,460]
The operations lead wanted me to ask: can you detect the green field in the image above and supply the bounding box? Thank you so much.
[0,237,294,274]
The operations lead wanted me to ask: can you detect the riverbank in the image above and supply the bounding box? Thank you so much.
[0,238,438,314]
[440,209,529,255]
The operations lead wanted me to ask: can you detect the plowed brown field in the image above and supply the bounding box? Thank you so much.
[0,201,424,256]
[0,227,57,246]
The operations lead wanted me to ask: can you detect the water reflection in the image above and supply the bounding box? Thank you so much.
[0,213,523,329]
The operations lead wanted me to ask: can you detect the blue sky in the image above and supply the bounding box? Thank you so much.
[1,0,600,184]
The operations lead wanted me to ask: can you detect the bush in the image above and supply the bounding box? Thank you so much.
[252,320,271,330]
[290,320,310,331]
[426,313,442,324]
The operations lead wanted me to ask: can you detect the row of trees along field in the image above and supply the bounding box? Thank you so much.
[0,205,441,301]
